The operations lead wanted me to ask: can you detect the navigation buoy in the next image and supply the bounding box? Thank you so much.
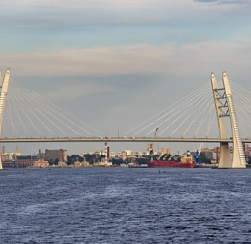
[67,168,69,170]
[23,170,25,174]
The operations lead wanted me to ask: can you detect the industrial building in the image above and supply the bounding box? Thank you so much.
[45,149,67,162]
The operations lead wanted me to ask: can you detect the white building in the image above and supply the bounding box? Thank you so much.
[109,152,116,157]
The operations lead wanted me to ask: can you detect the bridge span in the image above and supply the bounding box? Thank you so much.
[0,137,251,143]
[1,69,251,169]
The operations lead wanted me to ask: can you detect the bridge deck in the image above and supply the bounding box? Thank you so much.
[0,137,250,143]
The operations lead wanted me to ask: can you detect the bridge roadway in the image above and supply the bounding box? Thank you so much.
[0,137,251,143]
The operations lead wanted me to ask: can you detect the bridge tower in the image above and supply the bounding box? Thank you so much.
[0,69,10,170]
[211,72,246,168]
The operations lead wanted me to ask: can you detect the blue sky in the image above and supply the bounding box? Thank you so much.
[1,0,251,154]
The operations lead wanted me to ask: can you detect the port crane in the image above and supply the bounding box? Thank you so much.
[148,127,159,161]
[194,143,202,164]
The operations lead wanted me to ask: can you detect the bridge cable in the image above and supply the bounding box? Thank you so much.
[6,98,18,138]
[2,121,6,138]
[165,90,212,137]
[7,88,43,137]
[135,83,211,136]
[230,80,251,99]
[10,82,92,137]
[194,103,215,137]
[188,97,215,137]
[206,104,216,137]
[231,90,251,137]
[8,90,30,137]
[10,79,103,136]
[10,83,81,137]
[233,101,251,136]
[10,80,100,136]
[182,92,214,137]
[156,87,212,136]
[170,90,213,137]
[9,85,61,137]
[123,82,211,136]
[230,94,247,133]
[146,86,211,137]
[9,86,56,137]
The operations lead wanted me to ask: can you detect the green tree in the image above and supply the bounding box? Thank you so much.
[248,157,251,164]
[112,158,124,165]
[137,157,148,165]
[84,154,94,164]
[199,153,211,164]
[48,159,54,166]
[54,158,59,165]
[67,155,87,165]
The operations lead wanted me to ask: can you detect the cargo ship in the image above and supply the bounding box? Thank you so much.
[147,127,195,168]
[147,151,196,168]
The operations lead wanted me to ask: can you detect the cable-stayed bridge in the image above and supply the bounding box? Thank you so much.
[0,69,251,168]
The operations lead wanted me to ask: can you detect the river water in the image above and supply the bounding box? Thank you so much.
[1,168,251,243]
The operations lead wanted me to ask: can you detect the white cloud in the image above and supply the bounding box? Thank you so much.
[37,82,118,102]
[0,45,176,76]
[1,41,251,78]
[0,0,229,11]
[0,0,185,9]
[195,0,251,4]
[0,0,247,31]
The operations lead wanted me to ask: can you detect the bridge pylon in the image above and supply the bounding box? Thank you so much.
[0,69,10,170]
[211,72,246,169]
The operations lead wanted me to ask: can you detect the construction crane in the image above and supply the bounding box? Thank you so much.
[14,146,19,160]
[148,127,159,161]
[194,143,202,164]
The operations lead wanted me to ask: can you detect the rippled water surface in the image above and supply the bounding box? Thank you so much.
[1,168,251,243]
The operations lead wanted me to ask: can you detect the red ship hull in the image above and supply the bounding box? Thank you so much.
[147,160,196,168]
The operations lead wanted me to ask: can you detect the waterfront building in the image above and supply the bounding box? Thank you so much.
[1,146,21,161]
[37,149,45,160]
[243,143,251,161]
[58,161,68,167]
[94,150,99,159]
[45,149,67,162]
[211,147,220,164]
[123,150,133,156]
[2,159,48,168]
[2,153,14,161]
[142,151,150,156]
[135,152,143,157]
[74,158,83,168]
[33,160,49,167]
[109,152,116,157]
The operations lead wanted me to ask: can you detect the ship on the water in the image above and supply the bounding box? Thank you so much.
[147,151,196,168]
[147,127,196,168]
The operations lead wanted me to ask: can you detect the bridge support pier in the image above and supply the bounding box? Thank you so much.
[211,72,246,169]
[0,69,10,170]
[218,142,232,168]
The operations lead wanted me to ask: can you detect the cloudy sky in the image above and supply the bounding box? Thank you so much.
[1,0,251,155]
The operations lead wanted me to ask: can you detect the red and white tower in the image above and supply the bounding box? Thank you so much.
[105,142,108,166]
